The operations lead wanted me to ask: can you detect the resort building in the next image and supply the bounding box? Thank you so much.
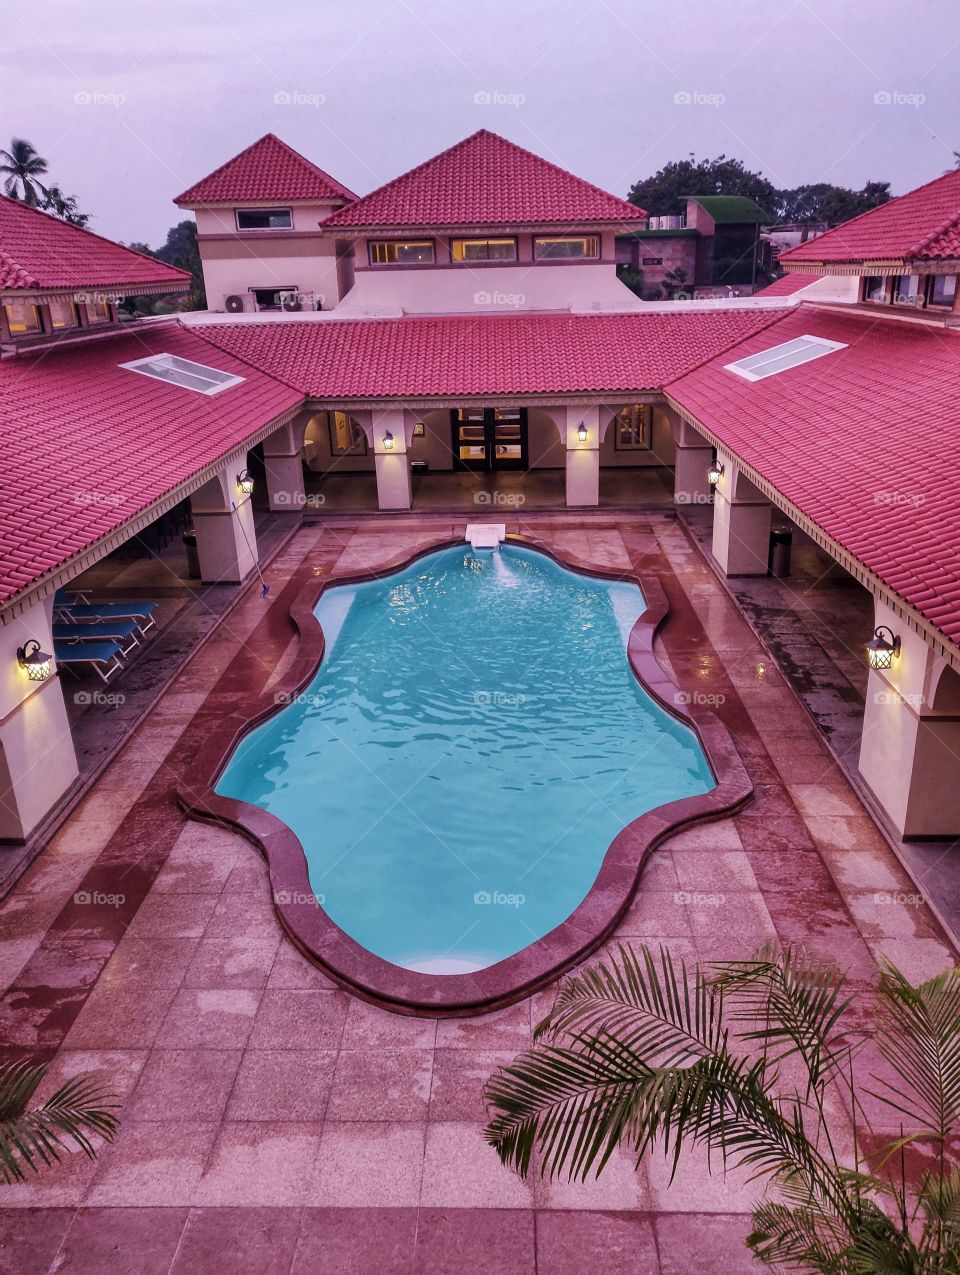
[1,131,959,924]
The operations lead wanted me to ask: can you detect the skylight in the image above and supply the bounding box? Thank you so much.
[119,353,245,395]
[724,335,846,382]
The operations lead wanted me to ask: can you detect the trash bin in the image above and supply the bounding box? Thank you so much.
[183,529,201,579]
[769,527,793,578]
[410,460,429,475]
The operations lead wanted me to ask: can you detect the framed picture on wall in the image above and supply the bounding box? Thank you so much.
[412,421,425,437]
[613,404,651,451]
[328,410,368,456]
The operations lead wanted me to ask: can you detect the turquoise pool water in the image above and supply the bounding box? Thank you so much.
[216,545,713,973]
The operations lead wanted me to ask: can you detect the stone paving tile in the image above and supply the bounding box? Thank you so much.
[226,1048,338,1121]
[536,1210,660,1274]
[170,1206,302,1275]
[327,1048,434,1122]
[421,1122,533,1208]
[292,1206,418,1275]
[310,1123,426,1207]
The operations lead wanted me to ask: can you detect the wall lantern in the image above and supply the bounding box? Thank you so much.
[866,625,901,671]
[17,639,52,682]
[382,430,395,451]
[237,469,255,495]
[707,459,725,486]
[577,420,588,444]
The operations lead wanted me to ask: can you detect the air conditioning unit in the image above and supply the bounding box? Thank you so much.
[224,294,245,314]
[280,291,302,312]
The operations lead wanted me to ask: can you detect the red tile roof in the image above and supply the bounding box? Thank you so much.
[319,130,645,231]
[197,308,784,399]
[0,322,301,605]
[781,169,960,265]
[753,272,820,297]
[0,196,191,293]
[174,134,356,207]
[668,307,960,646]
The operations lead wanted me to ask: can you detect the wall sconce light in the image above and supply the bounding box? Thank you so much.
[17,639,52,681]
[707,459,724,486]
[577,421,588,444]
[237,469,255,495]
[866,625,901,671]
[382,430,395,451]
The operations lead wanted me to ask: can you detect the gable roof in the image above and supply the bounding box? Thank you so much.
[781,168,960,266]
[319,130,646,231]
[174,134,357,207]
[687,195,770,224]
[753,272,821,297]
[668,307,960,649]
[0,196,191,294]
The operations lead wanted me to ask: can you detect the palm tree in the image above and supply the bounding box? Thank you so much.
[0,1059,118,1182]
[0,138,49,206]
[485,943,960,1271]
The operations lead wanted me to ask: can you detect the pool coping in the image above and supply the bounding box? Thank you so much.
[178,532,754,1016]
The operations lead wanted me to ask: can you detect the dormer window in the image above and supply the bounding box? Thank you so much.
[534,235,600,260]
[863,276,886,304]
[85,298,112,325]
[369,240,435,266]
[891,275,919,306]
[3,299,41,334]
[48,298,78,330]
[236,209,293,230]
[451,238,517,262]
[926,274,957,309]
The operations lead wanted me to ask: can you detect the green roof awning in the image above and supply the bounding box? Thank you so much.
[685,195,771,224]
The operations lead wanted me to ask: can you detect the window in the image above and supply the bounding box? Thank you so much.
[926,274,957,309]
[3,299,41,334]
[120,353,245,395]
[450,238,517,262]
[48,298,77,330]
[368,240,435,266]
[891,275,919,306]
[533,236,600,260]
[863,276,886,303]
[85,298,112,325]
[249,287,297,311]
[725,335,847,382]
[327,411,367,456]
[613,405,650,451]
[236,208,293,230]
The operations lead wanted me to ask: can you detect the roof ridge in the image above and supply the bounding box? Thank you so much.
[174,133,357,206]
[911,203,960,257]
[663,305,792,387]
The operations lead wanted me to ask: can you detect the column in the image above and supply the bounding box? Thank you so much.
[565,405,600,508]
[373,409,412,511]
[263,420,305,512]
[190,462,259,583]
[0,595,79,840]
[859,600,960,838]
[671,415,713,507]
[710,455,772,576]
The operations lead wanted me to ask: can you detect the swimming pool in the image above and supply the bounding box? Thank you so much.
[216,544,714,973]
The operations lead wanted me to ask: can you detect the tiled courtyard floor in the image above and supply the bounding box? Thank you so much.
[1,512,956,1274]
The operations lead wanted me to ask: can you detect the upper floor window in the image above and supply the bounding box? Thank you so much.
[891,274,919,306]
[236,208,293,230]
[48,298,78,330]
[863,276,886,303]
[369,240,435,266]
[3,299,41,334]
[451,237,517,262]
[926,274,957,309]
[534,235,600,260]
[85,298,112,325]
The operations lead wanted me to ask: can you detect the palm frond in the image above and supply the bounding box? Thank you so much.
[0,1061,119,1184]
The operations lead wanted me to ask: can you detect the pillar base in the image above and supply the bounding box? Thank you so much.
[712,494,771,576]
[0,680,79,840]
[565,448,599,507]
[375,452,412,510]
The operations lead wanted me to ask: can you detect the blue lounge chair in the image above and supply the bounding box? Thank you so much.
[54,600,157,635]
[54,640,124,683]
[53,620,141,657]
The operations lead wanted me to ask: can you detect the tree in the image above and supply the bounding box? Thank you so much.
[0,137,48,205]
[485,943,960,1272]
[154,220,206,309]
[0,1059,118,1182]
[777,180,891,225]
[40,183,90,228]
[628,154,779,218]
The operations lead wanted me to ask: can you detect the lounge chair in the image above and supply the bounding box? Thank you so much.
[53,600,158,635]
[53,620,141,658]
[54,640,124,683]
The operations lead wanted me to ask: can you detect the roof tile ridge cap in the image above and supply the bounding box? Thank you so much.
[910,204,960,257]
[184,320,307,394]
[662,306,794,388]
[263,133,358,202]
[173,133,275,204]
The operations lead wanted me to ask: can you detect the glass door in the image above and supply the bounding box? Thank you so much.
[451,409,528,471]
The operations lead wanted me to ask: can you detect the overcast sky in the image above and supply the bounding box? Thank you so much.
[2,0,957,245]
